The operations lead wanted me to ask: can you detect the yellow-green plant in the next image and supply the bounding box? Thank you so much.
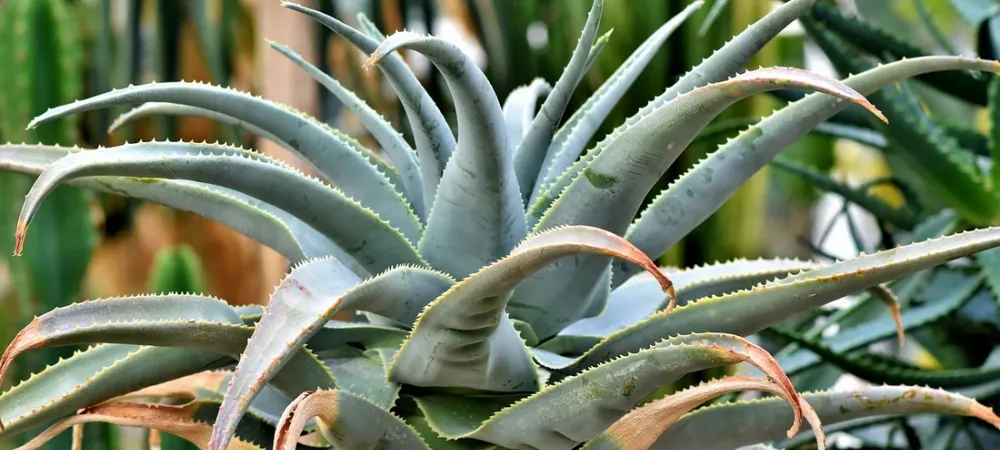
[3,1,1000,449]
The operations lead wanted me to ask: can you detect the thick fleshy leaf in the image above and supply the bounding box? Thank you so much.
[0,143,351,266]
[532,1,704,206]
[653,385,1000,449]
[269,41,425,220]
[555,258,818,341]
[512,0,603,203]
[503,78,552,151]
[366,31,527,280]
[532,0,819,216]
[807,0,991,105]
[549,226,1000,374]
[20,400,281,450]
[582,375,823,450]
[12,142,423,274]
[388,225,673,393]
[516,67,886,339]
[414,333,797,449]
[209,259,452,450]
[282,2,456,199]
[0,344,229,436]
[108,102,282,145]
[0,293,342,402]
[25,82,423,236]
[274,389,429,450]
[618,55,1000,285]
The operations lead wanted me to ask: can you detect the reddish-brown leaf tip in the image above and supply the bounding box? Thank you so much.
[0,319,43,429]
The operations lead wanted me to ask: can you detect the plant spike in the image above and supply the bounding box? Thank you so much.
[512,0,603,204]
[532,1,704,206]
[268,41,426,220]
[24,82,425,239]
[282,2,456,209]
[365,31,527,279]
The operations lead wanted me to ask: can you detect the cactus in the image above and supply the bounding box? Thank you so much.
[3,1,1000,449]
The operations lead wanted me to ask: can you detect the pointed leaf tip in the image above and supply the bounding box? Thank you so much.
[588,375,824,450]
[0,319,42,428]
[13,220,27,256]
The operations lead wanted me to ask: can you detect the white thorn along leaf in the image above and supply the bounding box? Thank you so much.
[365,30,528,281]
[414,333,796,450]
[24,82,424,241]
[0,142,359,268]
[513,0,603,204]
[514,66,887,341]
[268,41,427,221]
[555,258,820,341]
[653,385,1000,450]
[388,225,674,393]
[282,1,456,199]
[532,0,820,217]
[581,375,825,450]
[502,78,552,151]
[11,143,424,275]
[619,55,1000,286]
[210,258,452,450]
[273,389,430,450]
[550,226,1000,374]
[532,0,704,206]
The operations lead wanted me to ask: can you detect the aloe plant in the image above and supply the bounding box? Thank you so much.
[3,1,1000,449]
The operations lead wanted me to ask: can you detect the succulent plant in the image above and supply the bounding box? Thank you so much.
[4,0,1000,449]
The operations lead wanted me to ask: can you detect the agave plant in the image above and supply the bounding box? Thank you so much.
[4,0,1000,449]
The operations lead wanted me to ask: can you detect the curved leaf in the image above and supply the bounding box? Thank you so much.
[209,259,452,450]
[512,0,603,202]
[515,67,886,340]
[653,385,1000,449]
[503,78,552,151]
[0,143,352,266]
[532,0,820,215]
[415,333,797,449]
[269,41,425,220]
[274,389,429,450]
[20,400,283,450]
[388,225,673,393]
[26,82,423,238]
[282,2,455,207]
[618,55,1000,285]
[582,375,823,450]
[0,344,229,436]
[554,258,818,341]
[108,102,282,146]
[532,1,704,205]
[366,31,527,279]
[12,142,423,274]
[552,226,1000,374]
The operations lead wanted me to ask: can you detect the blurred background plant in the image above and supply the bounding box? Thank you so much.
[2,0,999,448]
